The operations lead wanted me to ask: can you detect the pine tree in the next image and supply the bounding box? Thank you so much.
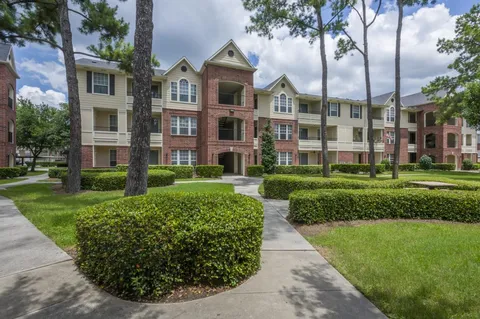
[261,119,277,174]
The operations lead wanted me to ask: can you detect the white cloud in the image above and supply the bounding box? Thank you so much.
[18,58,66,92]
[17,85,66,107]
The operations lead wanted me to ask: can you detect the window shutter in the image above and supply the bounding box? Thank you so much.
[350,105,353,118]
[86,71,92,93]
[338,104,341,117]
[109,74,115,95]
[360,105,363,119]
[327,102,331,116]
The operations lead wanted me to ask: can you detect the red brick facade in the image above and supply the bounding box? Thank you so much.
[81,145,93,168]
[384,127,409,163]
[116,146,129,164]
[257,117,299,165]
[0,64,16,167]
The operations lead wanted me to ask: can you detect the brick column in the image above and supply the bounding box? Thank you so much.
[116,146,129,165]
[81,146,93,168]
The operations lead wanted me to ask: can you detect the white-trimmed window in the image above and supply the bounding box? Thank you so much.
[386,106,395,122]
[351,105,361,119]
[274,93,293,114]
[171,150,196,166]
[328,102,340,117]
[171,116,197,136]
[93,72,109,94]
[109,149,117,167]
[170,79,197,103]
[386,154,394,164]
[386,131,395,144]
[275,124,293,140]
[277,152,293,165]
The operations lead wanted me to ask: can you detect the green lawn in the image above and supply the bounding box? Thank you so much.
[0,182,234,249]
[27,171,48,176]
[305,222,480,319]
[0,177,27,185]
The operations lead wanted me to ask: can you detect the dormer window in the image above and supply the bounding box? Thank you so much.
[274,93,293,113]
[171,79,197,104]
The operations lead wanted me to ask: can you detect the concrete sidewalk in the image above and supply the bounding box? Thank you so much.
[0,171,49,189]
[0,176,386,319]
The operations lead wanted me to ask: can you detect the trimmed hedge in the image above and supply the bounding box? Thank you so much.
[76,192,264,299]
[195,165,223,178]
[276,165,323,175]
[247,165,264,177]
[398,164,417,171]
[49,167,67,178]
[263,175,480,200]
[117,164,194,179]
[331,164,386,174]
[432,163,456,171]
[289,189,480,224]
[62,170,175,191]
[16,166,28,176]
[0,167,21,179]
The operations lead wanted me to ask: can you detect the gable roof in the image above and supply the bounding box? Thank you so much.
[0,43,11,62]
[76,58,167,76]
[163,56,198,75]
[263,74,299,94]
[401,91,446,108]
[367,91,395,105]
[207,39,256,70]
[0,43,19,78]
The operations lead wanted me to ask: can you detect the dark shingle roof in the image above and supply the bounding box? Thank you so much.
[263,75,283,90]
[401,91,446,108]
[0,43,12,62]
[75,58,166,76]
[363,91,394,105]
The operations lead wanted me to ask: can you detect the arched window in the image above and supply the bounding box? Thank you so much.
[386,106,395,122]
[8,86,14,110]
[8,120,14,144]
[279,94,287,112]
[179,79,189,102]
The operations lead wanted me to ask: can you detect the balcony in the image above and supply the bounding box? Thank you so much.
[218,117,244,141]
[298,109,321,124]
[127,79,163,109]
[462,145,476,153]
[372,115,384,128]
[127,132,162,147]
[218,82,245,106]
[408,144,417,152]
[299,137,321,151]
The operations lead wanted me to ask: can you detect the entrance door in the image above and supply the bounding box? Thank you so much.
[149,150,159,165]
[299,153,308,165]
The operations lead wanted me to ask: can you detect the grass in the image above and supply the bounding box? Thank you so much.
[0,177,27,185]
[0,182,234,249]
[305,222,480,319]
[27,171,48,176]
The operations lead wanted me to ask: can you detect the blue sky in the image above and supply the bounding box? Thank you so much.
[13,0,477,106]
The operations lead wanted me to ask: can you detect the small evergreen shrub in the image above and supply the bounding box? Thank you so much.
[76,192,264,299]
[398,164,417,171]
[260,119,276,174]
[247,165,264,177]
[116,164,194,179]
[462,159,474,170]
[16,166,28,176]
[289,189,480,224]
[331,164,385,174]
[381,159,391,170]
[433,163,456,171]
[276,165,323,175]
[0,167,21,179]
[195,165,223,178]
[419,155,433,170]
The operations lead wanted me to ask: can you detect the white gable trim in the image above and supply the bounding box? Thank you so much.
[207,39,256,70]
[164,57,198,75]
[267,74,299,94]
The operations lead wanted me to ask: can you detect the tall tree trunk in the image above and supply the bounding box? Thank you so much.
[392,0,403,179]
[30,155,37,172]
[124,0,154,196]
[58,0,81,193]
[361,0,376,178]
[317,10,330,178]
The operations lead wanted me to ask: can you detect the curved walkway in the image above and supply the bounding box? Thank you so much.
[0,176,385,319]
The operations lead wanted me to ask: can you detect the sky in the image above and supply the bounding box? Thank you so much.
[13,0,478,107]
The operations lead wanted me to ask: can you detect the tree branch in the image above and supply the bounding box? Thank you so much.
[351,5,365,24]
[7,0,56,6]
[278,13,320,32]
[68,8,93,24]
[367,0,383,28]
[342,28,365,55]
[3,35,62,51]
[324,2,350,29]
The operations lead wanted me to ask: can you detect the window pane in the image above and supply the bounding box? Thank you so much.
[280,124,286,140]
[109,115,118,132]
[179,117,189,135]
[280,94,287,112]
[171,82,177,101]
[275,124,279,139]
[179,150,189,165]
[274,96,279,112]
[287,98,292,113]
[287,125,292,140]
[191,151,197,166]
[93,73,108,94]
[299,104,308,113]
[287,152,292,165]
[179,79,189,102]
[171,150,178,165]
[190,117,197,135]
[171,116,178,135]
[109,150,117,167]
[191,84,197,103]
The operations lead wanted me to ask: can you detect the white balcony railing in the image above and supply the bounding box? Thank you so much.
[299,139,321,150]
[126,132,162,147]
[408,144,417,152]
[127,96,163,108]
[462,145,475,153]
[298,112,321,124]
[93,130,118,143]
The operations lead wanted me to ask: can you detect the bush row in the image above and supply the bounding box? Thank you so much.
[331,164,386,174]
[263,175,480,200]
[276,165,323,175]
[247,165,264,177]
[117,164,194,179]
[289,189,480,224]
[432,163,456,171]
[48,167,116,178]
[0,167,22,179]
[195,165,223,178]
[16,166,28,176]
[61,170,175,191]
[76,192,264,299]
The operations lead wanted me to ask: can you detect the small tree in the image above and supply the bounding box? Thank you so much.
[419,155,433,170]
[261,119,276,174]
[16,98,70,172]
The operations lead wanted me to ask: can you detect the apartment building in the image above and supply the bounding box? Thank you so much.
[77,40,477,174]
[0,43,18,167]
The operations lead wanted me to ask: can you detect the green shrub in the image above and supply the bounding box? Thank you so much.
[381,159,391,170]
[116,164,194,179]
[49,168,67,178]
[276,165,323,174]
[398,164,417,171]
[247,165,264,177]
[474,164,480,170]
[263,175,480,200]
[76,192,264,299]
[0,167,21,179]
[56,162,68,167]
[289,189,480,224]
[38,162,67,167]
[433,163,456,171]
[16,166,28,176]
[419,155,433,170]
[331,164,385,174]
[462,159,474,170]
[195,165,223,178]
[81,168,117,173]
